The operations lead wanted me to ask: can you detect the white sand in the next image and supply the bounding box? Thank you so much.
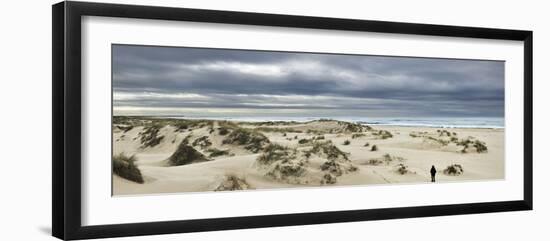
[113,120,504,195]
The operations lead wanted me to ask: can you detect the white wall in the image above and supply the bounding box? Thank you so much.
[0,0,547,240]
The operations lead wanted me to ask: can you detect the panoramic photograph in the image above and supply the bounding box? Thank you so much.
[111,44,504,195]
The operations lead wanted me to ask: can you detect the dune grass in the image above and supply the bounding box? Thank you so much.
[168,140,210,166]
[139,124,164,148]
[444,164,464,175]
[214,174,252,191]
[222,128,270,153]
[112,153,144,183]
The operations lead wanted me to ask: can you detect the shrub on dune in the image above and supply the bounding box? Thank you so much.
[206,148,231,157]
[307,141,349,161]
[112,153,144,183]
[257,144,294,165]
[168,140,210,166]
[473,140,488,153]
[214,174,252,191]
[443,164,464,175]
[116,125,134,133]
[222,128,270,153]
[371,145,378,151]
[376,130,393,139]
[192,136,212,149]
[395,163,409,175]
[314,135,325,140]
[298,138,311,144]
[266,160,306,182]
[321,173,337,185]
[343,140,351,145]
[139,124,165,148]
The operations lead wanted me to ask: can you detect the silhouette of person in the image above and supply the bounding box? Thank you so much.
[430,165,437,182]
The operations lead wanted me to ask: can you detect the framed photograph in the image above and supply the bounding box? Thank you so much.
[52,1,533,240]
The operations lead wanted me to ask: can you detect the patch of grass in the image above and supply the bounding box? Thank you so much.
[343,140,351,145]
[426,136,450,146]
[443,164,464,175]
[321,173,337,185]
[320,159,356,176]
[167,140,210,166]
[364,142,370,147]
[307,141,349,161]
[218,127,230,135]
[438,129,452,137]
[257,144,294,165]
[352,133,366,139]
[112,153,144,183]
[139,125,164,148]
[370,145,378,151]
[206,148,231,157]
[174,121,189,132]
[341,122,366,133]
[298,138,311,144]
[313,135,325,140]
[215,174,252,191]
[366,153,404,166]
[116,125,134,133]
[395,164,409,175]
[192,136,212,149]
[222,128,270,153]
[456,137,488,153]
[254,127,303,133]
[266,160,306,181]
[473,140,488,153]
[373,130,393,139]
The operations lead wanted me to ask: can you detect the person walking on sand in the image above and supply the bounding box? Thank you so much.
[430,165,437,182]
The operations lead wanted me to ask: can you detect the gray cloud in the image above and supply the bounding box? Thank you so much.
[112,44,504,117]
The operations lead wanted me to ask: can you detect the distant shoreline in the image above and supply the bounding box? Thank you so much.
[113,115,504,129]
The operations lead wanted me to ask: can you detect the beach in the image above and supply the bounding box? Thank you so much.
[112,117,504,195]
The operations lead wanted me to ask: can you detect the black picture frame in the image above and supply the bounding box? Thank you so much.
[52,1,533,240]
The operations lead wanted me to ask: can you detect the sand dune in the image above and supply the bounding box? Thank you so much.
[112,117,504,195]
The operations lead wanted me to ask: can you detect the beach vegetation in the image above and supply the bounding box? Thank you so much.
[112,153,144,183]
[168,140,210,166]
[321,173,337,184]
[395,163,409,175]
[218,127,230,135]
[139,124,164,148]
[116,125,134,133]
[192,136,212,149]
[443,164,464,175]
[473,140,488,153]
[257,144,295,165]
[222,128,270,153]
[298,138,311,144]
[307,141,349,161]
[214,174,252,191]
[314,135,325,140]
[206,148,231,157]
[254,127,303,133]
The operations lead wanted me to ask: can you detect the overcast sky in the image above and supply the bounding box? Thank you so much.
[112,44,504,118]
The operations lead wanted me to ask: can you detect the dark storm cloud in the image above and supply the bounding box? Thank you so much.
[112,44,504,117]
